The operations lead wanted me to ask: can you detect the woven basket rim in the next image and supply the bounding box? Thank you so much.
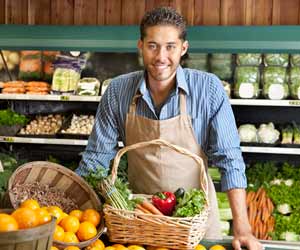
[8,161,101,210]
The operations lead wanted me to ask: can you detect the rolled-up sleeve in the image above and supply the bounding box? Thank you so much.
[75,82,119,177]
[206,75,247,191]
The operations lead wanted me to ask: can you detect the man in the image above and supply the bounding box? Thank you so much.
[76,7,262,250]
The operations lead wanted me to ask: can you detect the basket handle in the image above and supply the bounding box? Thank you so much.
[111,138,209,199]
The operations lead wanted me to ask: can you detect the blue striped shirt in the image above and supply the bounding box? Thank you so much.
[76,66,247,191]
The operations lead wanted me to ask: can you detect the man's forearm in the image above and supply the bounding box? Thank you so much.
[227,188,252,236]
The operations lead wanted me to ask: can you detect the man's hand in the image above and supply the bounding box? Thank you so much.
[232,231,263,250]
[227,188,263,250]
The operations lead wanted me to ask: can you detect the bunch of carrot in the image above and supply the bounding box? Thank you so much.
[135,199,163,215]
[246,187,275,240]
[1,81,50,95]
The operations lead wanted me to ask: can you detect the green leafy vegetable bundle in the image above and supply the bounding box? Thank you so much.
[0,109,28,126]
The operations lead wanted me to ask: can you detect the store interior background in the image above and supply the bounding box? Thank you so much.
[1,0,300,166]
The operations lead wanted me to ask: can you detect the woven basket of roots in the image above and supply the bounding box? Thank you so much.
[103,139,210,250]
[7,161,104,249]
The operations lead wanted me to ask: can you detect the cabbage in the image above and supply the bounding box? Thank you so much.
[263,66,287,85]
[237,53,262,66]
[211,53,232,60]
[264,54,289,66]
[257,122,280,144]
[263,82,289,100]
[235,66,260,83]
[185,58,208,71]
[238,124,257,143]
[290,54,300,66]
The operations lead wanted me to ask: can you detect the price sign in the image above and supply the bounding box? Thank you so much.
[288,100,300,106]
[60,95,70,101]
[3,137,14,142]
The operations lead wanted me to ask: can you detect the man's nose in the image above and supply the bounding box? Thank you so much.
[155,47,167,60]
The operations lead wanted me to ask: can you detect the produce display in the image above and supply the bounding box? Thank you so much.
[290,67,300,99]
[19,114,64,135]
[1,81,51,95]
[238,123,280,144]
[210,54,232,80]
[0,50,20,71]
[0,109,28,127]
[51,55,85,94]
[236,53,262,66]
[246,161,300,241]
[264,54,289,67]
[234,66,260,98]
[77,77,100,96]
[60,114,94,135]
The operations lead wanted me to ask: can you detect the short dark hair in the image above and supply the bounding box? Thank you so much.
[140,7,187,41]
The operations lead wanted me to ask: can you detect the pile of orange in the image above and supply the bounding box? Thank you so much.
[0,199,52,232]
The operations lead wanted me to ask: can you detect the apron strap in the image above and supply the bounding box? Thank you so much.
[179,91,187,114]
[129,93,142,114]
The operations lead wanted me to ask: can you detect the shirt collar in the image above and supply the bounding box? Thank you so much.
[136,65,190,96]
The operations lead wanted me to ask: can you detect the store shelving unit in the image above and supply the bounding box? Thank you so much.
[1,25,300,156]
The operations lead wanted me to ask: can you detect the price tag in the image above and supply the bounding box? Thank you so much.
[289,100,300,106]
[3,137,14,142]
[60,95,70,101]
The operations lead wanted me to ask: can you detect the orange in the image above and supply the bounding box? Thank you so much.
[195,244,207,250]
[88,247,102,250]
[112,244,129,250]
[76,221,97,241]
[209,245,226,250]
[51,247,59,250]
[0,213,19,232]
[11,208,39,229]
[64,246,80,250]
[53,225,65,241]
[60,215,80,233]
[47,206,64,224]
[69,209,83,221]
[36,208,51,225]
[20,199,40,210]
[81,209,100,227]
[128,246,145,250]
[63,231,79,243]
[86,239,105,250]
[105,247,116,250]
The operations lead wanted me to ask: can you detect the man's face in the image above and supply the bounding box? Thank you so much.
[138,25,188,84]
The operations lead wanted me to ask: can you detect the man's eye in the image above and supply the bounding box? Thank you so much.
[148,44,156,49]
[167,45,175,50]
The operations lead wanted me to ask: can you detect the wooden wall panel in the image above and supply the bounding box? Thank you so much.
[74,0,97,25]
[122,0,145,24]
[2,0,300,26]
[272,0,300,25]
[245,0,272,25]
[97,0,124,25]
[5,0,28,24]
[221,0,247,25]
[28,0,51,25]
[146,0,171,12]
[194,0,220,25]
[170,0,195,25]
[51,0,74,25]
[0,0,4,24]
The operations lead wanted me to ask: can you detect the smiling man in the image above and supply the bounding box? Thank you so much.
[76,7,262,250]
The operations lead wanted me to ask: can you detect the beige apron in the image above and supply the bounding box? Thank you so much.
[125,90,222,239]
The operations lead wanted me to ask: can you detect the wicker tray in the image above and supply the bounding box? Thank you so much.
[7,161,104,249]
[103,139,210,250]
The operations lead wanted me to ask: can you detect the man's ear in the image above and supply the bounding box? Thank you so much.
[137,39,143,51]
[181,40,189,56]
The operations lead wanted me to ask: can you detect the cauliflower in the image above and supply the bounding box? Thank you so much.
[257,122,280,144]
[238,124,257,143]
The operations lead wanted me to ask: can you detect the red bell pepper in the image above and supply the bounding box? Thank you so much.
[152,191,176,216]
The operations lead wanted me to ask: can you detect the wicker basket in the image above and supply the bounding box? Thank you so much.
[7,161,104,249]
[0,209,56,250]
[103,139,210,250]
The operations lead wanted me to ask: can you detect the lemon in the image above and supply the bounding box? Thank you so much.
[209,245,226,250]
[195,244,207,250]
[128,245,146,250]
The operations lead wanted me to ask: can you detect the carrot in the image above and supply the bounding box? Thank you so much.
[3,81,26,88]
[140,200,163,215]
[135,204,152,214]
[2,87,26,93]
[26,81,50,88]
